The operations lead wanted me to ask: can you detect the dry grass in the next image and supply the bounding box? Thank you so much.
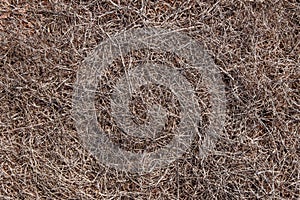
[0,0,299,199]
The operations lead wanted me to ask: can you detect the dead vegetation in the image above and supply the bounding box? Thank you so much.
[0,0,299,199]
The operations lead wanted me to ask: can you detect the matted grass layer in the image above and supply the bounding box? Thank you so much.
[0,0,299,199]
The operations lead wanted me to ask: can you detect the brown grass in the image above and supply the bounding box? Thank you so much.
[0,0,299,199]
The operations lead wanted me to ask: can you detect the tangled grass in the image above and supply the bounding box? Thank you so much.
[0,0,299,199]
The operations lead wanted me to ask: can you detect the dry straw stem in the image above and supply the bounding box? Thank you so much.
[0,0,299,199]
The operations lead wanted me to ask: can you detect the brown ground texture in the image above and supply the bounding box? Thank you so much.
[0,0,299,199]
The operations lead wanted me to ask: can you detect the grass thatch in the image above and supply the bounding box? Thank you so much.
[0,0,299,199]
